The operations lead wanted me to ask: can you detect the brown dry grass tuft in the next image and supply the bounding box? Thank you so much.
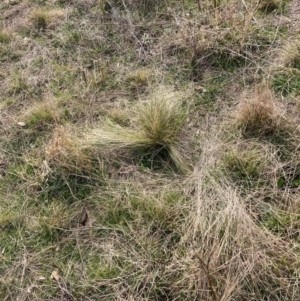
[235,88,288,138]
[45,126,92,176]
[29,8,64,30]
[281,40,300,68]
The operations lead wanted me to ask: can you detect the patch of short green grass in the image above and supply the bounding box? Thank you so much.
[260,207,300,239]
[273,69,300,96]
[222,148,266,190]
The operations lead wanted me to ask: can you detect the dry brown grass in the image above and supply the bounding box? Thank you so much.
[1,0,300,300]
[29,8,65,30]
[45,126,91,173]
[162,0,266,75]
[281,39,300,68]
[235,88,288,138]
[177,132,300,301]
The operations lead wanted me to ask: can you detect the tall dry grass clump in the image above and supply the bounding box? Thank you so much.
[281,40,300,68]
[235,89,287,138]
[29,8,64,30]
[84,90,188,172]
[44,126,92,177]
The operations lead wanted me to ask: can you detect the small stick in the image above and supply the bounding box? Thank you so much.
[197,255,219,301]
[197,0,201,11]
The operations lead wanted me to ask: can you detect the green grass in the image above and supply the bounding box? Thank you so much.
[222,149,266,189]
[0,31,11,43]
[273,69,300,96]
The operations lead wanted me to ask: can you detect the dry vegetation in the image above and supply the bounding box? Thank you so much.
[1,0,300,300]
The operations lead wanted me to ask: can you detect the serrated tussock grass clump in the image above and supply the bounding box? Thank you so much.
[236,89,288,138]
[45,126,92,176]
[137,94,186,147]
[84,90,188,172]
[29,8,64,30]
[281,40,300,68]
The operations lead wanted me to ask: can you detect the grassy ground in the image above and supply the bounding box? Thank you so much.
[1,0,300,300]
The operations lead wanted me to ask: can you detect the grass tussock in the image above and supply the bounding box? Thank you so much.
[84,90,189,172]
[29,8,64,29]
[235,88,288,138]
[21,100,61,129]
[281,40,300,68]
[45,126,92,175]
[222,144,269,189]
